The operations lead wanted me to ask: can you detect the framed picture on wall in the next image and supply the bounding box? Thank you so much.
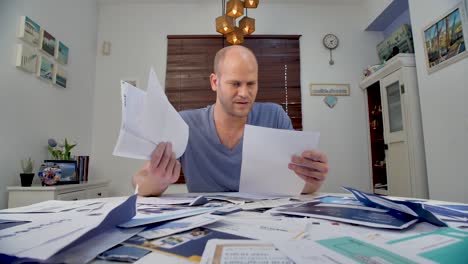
[53,67,67,88]
[37,55,54,82]
[55,41,69,65]
[39,29,56,57]
[16,44,37,73]
[422,2,468,74]
[18,16,41,46]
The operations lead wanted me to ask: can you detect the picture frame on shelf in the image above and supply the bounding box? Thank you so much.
[55,41,69,65]
[16,44,37,73]
[53,66,67,88]
[42,160,79,185]
[39,29,56,57]
[423,2,468,74]
[18,16,40,46]
[37,55,54,82]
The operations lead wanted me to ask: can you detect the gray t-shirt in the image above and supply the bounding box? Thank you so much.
[179,102,293,192]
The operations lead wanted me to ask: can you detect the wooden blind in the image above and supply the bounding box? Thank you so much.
[165,35,302,183]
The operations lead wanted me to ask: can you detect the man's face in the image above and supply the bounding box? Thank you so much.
[210,52,258,118]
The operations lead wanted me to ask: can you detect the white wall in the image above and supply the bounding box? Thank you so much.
[0,0,98,208]
[92,0,383,197]
[409,0,468,203]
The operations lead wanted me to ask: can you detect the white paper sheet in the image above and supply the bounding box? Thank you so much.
[137,196,201,206]
[200,239,293,264]
[48,226,144,264]
[0,196,135,260]
[206,216,307,240]
[139,213,224,239]
[240,125,320,196]
[0,200,101,214]
[135,251,194,264]
[140,69,189,158]
[113,69,188,160]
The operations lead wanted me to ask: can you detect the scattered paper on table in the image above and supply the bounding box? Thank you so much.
[240,125,320,196]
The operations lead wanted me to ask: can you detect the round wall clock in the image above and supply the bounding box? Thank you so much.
[323,34,339,65]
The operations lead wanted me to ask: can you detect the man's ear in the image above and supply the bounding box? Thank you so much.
[210,73,218,92]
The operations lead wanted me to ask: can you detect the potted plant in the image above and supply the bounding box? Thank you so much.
[47,138,77,160]
[20,157,35,187]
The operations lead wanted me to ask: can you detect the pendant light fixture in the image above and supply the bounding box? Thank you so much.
[226,27,244,45]
[244,0,259,8]
[226,0,244,18]
[239,9,255,35]
[215,0,234,34]
[216,0,259,45]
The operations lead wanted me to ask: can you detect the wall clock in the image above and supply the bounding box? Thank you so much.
[323,33,339,65]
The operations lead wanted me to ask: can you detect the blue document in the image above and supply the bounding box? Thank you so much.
[343,187,447,227]
[274,201,418,229]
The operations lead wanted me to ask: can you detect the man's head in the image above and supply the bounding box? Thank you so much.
[210,45,258,119]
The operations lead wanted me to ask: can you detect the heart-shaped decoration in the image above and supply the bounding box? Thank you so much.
[324,96,338,108]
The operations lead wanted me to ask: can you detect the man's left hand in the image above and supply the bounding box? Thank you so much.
[288,150,329,194]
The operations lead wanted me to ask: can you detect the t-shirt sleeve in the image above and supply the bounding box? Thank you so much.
[276,105,294,130]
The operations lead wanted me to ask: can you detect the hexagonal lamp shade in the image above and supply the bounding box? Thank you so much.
[216,14,235,34]
[226,0,244,18]
[244,0,259,8]
[226,27,244,45]
[239,16,255,35]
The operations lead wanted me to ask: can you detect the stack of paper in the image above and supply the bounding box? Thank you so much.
[0,196,137,262]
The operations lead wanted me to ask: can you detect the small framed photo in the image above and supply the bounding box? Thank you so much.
[423,3,468,74]
[39,29,56,57]
[55,41,69,65]
[44,160,79,185]
[53,67,67,88]
[16,44,37,73]
[37,55,54,82]
[18,16,40,46]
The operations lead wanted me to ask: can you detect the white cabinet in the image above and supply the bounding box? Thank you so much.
[7,180,111,208]
[360,54,428,198]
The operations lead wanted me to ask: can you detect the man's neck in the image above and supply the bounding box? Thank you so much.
[213,103,247,149]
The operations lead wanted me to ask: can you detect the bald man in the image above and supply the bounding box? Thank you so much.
[133,46,329,196]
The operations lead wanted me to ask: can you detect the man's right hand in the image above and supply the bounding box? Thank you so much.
[133,142,181,196]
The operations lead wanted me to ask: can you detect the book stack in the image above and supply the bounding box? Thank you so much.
[76,155,89,182]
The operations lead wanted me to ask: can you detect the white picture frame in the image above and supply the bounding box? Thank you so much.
[18,16,40,46]
[53,66,67,88]
[55,41,69,65]
[16,44,38,73]
[36,55,54,82]
[422,2,468,74]
[39,29,56,57]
